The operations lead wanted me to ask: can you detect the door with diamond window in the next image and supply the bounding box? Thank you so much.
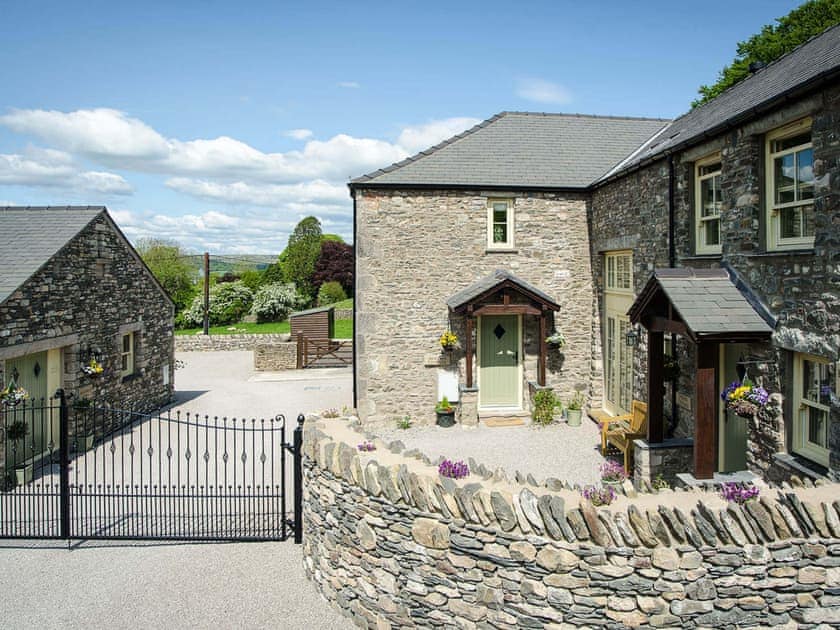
[478,315,520,408]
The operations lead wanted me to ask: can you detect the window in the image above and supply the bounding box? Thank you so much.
[605,251,632,293]
[486,199,514,249]
[792,353,833,467]
[767,119,814,250]
[120,332,134,377]
[695,155,722,254]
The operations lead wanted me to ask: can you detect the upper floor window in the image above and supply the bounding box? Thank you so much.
[486,199,514,250]
[605,251,632,293]
[695,155,722,254]
[766,118,814,250]
[120,332,135,377]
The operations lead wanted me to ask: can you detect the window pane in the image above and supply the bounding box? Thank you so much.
[699,162,721,177]
[780,206,803,239]
[808,406,828,448]
[803,359,820,402]
[493,224,507,243]
[123,335,130,353]
[493,202,508,212]
[121,355,128,371]
[493,209,507,223]
[802,204,815,237]
[774,154,795,204]
[774,132,810,152]
[797,148,814,200]
[704,218,720,246]
[700,176,720,217]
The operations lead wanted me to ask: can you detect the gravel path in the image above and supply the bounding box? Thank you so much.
[375,418,608,487]
[0,539,350,630]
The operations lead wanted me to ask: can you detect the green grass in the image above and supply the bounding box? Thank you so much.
[176,318,353,338]
[331,298,353,309]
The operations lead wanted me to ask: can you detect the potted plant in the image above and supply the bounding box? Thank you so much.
[5,420,32,485]
[532,389,557,426]
[600,459,628,488]
[545,331,566,349]
[720,379,769,418]
[439,330,458,352]
[566,391,585,426]
[435,397,456,427]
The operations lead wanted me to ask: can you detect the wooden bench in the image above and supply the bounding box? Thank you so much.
[601,400,648,474]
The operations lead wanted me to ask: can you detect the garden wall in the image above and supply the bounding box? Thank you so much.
[175,333,291,352]
[303,417,840,628]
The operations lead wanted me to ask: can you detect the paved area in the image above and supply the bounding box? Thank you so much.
[0,350,353,629]
[375,417,608,487]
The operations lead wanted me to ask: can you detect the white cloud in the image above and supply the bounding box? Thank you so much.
[516,78,572,105]
[0,108,407,183]
[337,81,360,89]
[0,146,132,194]
[286,128,313,140]
[397,117,482,154]
[165,178,347,206]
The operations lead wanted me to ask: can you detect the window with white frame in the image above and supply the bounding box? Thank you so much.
[120,332,135,377]
[695,155,722,254]
[605,251,632,293]
[486,199,514,249]
[792,353,834,467]
[767,118,814,250]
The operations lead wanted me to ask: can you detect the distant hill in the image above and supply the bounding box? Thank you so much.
[181,254,278,275]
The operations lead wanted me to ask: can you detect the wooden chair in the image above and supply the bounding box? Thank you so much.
[601,400,648,473]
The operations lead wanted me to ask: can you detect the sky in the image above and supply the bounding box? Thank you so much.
[0,0,802,254]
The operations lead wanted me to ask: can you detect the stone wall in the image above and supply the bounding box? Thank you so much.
[175,333,291,352]
[304,418,840,628]
[590,86,840,479]
[0,213,174,413]
[354,189,596,426]
[253,341,297,371]
[634,439,694,490]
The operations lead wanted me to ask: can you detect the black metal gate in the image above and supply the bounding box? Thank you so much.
[0,390,303,543]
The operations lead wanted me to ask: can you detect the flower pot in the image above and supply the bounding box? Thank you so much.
[14,463,33,486]
[436,410,456,427]
[566,409,582,426]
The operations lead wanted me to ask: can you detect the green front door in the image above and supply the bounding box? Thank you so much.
[719,344,748,472]
[5,351,50,470]
[479,315,520,408]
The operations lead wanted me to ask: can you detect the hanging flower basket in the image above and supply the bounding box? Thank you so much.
[439,330,458,351]
[545,331,566,349]
[721,379,769,418]
[81,358,104,377]
[0,380,29,407]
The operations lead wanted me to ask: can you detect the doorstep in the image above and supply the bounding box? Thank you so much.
[479,408,528,427]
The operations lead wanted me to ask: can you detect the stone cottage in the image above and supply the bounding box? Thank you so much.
[0,206,175,476]
[351,24,840,485]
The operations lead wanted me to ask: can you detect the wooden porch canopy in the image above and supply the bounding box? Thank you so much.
[447,269,560,388]
[628,268,773,479]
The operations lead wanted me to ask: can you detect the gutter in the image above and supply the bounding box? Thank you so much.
[348,182,587,195]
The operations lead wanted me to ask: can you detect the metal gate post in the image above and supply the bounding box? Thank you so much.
[293,414,305,544]
[56,389,70,539]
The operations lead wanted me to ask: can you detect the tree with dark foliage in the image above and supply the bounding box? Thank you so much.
[312,240,354,297]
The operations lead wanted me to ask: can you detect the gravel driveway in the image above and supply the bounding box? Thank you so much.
[0,350,353,630]
[375,418,608,487]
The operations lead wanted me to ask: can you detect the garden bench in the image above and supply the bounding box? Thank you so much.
[601,400,648,474]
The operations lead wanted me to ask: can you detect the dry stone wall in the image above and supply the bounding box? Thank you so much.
[175,333,291,352]
[303,417,840,628]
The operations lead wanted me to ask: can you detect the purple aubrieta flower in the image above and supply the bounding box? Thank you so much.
[438,459,470,479]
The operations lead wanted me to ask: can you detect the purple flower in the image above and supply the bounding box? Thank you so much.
[438,458,470,479]
[721,381,740,402]
[720,482,759,504]
[599,459,627,482]
[748,386,769,406]
[357,441,376,452]
[582,484,617,506]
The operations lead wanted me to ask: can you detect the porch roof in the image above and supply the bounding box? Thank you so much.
[446,269,560,313]
[628,268,773,342]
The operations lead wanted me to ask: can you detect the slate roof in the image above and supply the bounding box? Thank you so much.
[0,206,106,303]
[629,268,773,340]
[447,269,560,311]
[351,112,670,189]
[598,23,840,182]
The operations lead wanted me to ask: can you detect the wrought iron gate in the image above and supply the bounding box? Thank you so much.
[0,390,303,543]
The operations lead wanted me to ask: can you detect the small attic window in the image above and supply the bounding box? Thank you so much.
[486,199,514,250]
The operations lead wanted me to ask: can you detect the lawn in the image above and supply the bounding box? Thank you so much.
[176,318,353,338]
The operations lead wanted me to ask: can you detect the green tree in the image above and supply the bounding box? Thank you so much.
[135,238,197,311]
[694,0,840,107]
[280,216,322,304]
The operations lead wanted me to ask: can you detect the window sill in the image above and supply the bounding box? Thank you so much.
[121,373,138,383]
[485,248,518,254]
[681,253,722,261]
[772,451,828,480]
[745,249,815,258]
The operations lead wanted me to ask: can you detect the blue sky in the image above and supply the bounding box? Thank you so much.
[0,0,801,253]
